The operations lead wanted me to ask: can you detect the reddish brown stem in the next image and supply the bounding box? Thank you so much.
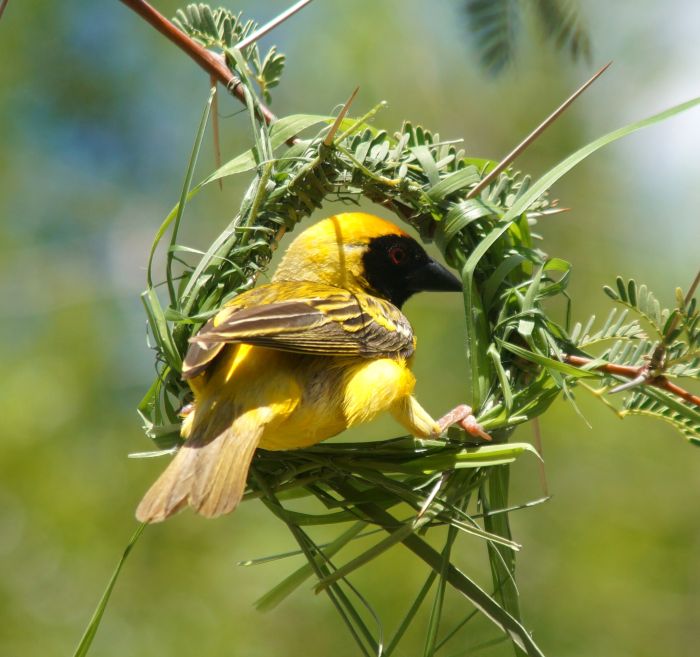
[565,354,639,377]
[564,354,700,408]
[120,0,278,127]
[660,379,700,407]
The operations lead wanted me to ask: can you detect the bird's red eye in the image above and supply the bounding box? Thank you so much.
[389,246,406,265]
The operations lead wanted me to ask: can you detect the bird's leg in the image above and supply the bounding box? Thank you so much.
[436,404,492,441]
[391,396,491,441]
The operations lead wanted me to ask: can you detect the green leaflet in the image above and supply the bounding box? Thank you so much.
[427,165,480,200]
[255,522,367,612]
[202,113,376,185]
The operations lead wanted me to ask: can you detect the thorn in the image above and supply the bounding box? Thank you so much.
[236,0,314,51]
[416,473,448,520]
[467,62,612,200]
[609,372,647,394]
[323,86,359,147]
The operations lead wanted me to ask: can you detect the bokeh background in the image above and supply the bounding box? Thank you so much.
[1,1,699,655]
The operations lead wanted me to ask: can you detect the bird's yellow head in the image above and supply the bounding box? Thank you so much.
[273,212,462,307]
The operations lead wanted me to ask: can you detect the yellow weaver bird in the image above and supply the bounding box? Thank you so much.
[136,212,489,523]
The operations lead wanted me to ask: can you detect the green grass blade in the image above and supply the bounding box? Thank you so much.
[73,524,146,657]
[144,188,201,289]
[482,254,526,310]
[338,467,521,549]
[335,444,537,475]
[165,86,216,303]
[285,523,376,657]
[144,87,214,291]
[407,442,541,473]
[141,289,182,371]
[428,166,480,200]
[332,481,546,657]
[202,113,333,184]
[226,47,270,163]
[423,524,458,656]
[489,343,514,412]
[385,571,437,656]
[460,268,492,408]
[466,95,700,277]
[500,341,597,379]
[519,95,700,217]
[518,266,545,338]
[255,521,366,611]
[481,467,524,656]
[434,607,480,652]
[253,473,380,655]
[239,526,387,567]
[144,116,324,291]
[315,520,420,592]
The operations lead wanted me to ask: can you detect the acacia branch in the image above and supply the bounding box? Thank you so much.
[119,1,419,227]
[564,354,700,408]
[566,270,700,409]
[120,0,278,126]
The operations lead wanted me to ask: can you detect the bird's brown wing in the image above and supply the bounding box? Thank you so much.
[182,283,414,380]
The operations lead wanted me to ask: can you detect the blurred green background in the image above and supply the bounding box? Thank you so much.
[1,1,699,655]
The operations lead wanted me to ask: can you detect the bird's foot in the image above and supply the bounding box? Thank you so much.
[179,402,194,418]
[436,404,492,441]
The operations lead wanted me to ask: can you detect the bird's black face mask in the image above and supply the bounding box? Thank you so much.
[363,235,462,308]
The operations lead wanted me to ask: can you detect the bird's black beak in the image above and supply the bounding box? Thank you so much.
[406,257,463,293]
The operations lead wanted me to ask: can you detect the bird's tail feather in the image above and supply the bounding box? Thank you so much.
[135,413,262,523]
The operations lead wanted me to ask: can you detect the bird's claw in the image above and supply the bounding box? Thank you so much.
[179,402,194,418]
[436,404,492,441]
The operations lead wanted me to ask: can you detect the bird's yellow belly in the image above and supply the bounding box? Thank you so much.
[259,355,416,451]
[187,344,417,452]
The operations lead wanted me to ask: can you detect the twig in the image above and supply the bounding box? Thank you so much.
[0,0,9,22]
[608,268,700,397]
[467,62,612,199]
[564,354,700,408]
[120,0,278,126]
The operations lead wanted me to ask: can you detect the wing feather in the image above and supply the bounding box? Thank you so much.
[182,283,414,379]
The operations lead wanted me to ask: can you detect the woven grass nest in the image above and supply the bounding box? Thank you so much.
[131,13,700,655]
